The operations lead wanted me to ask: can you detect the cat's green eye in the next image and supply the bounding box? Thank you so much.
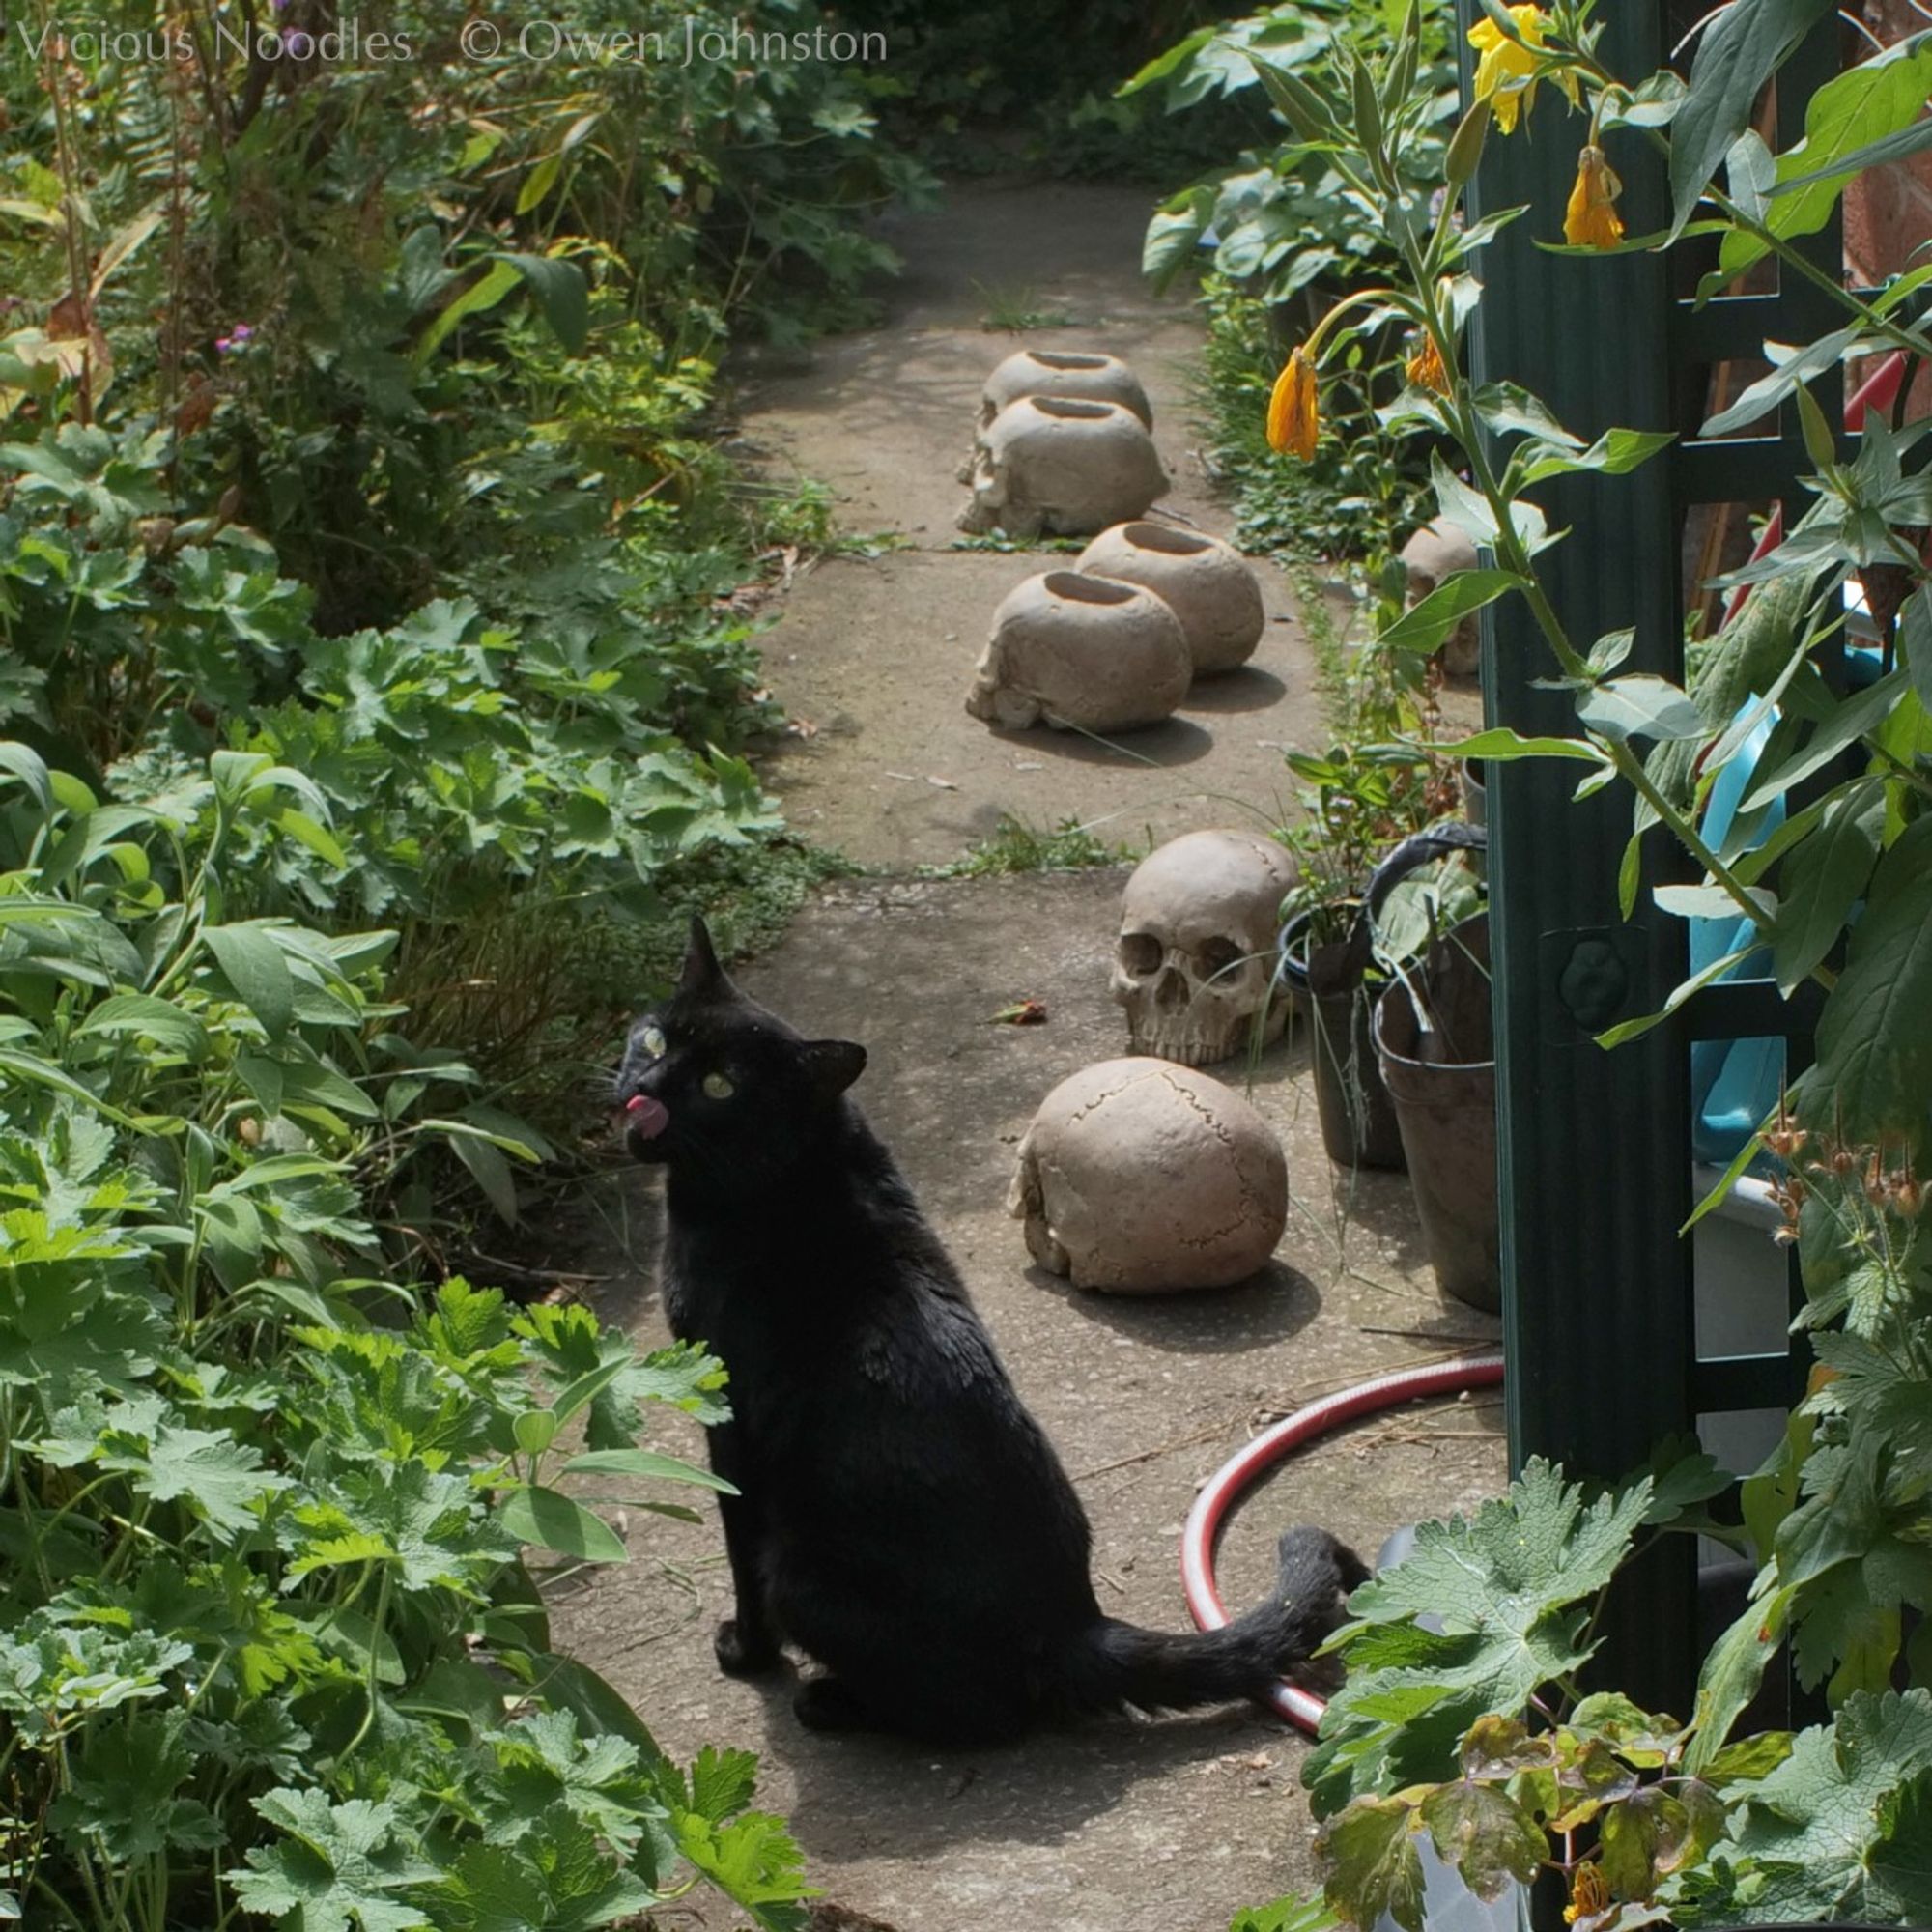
[702,1071,735,1100]
[640,1025,667,1059]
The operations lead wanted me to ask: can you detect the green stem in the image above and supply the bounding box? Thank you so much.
[1393,223,1826,953]
[334,1562,392,1768]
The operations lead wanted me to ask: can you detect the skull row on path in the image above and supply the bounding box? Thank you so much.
[950,355,1299,1293]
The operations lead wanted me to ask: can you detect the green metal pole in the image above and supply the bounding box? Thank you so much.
[1456,0,1698,1717]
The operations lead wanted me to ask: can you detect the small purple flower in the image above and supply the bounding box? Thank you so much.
[215,336,234,354]
[232,323,254,343]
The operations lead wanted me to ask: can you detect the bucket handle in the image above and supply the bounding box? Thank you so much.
[1334,822,1488,987]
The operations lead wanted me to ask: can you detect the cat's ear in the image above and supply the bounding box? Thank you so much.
[677,916,732,998]
[799,1038,866,1098]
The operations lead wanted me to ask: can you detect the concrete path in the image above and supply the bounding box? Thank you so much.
[557,179,1505,1932]
[736,176,1321,869]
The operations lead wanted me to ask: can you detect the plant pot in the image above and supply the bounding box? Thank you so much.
[964,570,1191,732]
[1372,912,1498,1312]
[1277,911,1406,1172]
[1075,521,1265,674]
[958,395,1170,539]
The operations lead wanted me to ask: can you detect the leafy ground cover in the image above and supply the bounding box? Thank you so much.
[0,4,942,1921]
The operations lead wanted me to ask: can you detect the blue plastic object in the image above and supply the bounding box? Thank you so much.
[1686,639,1884,1163]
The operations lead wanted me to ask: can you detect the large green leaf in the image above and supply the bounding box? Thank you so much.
[1686,1585,1797,1776]
[1377,569,1523,657]
[1669,0,1837,236]
[229,1789,438,1932]
[73,993,208,1059]
[1318,1798,1427,1932]
[1739,669,1908,810]
[202,925,295,1042]
[1703,327,1859,439]
[1718,38,1932,281]
[1307,1462,1651,1815]
[1768,777,1885,993]
[1798,813,1932,1150]
[413,259,521,365]
[561,1447,736,1494]
[1577,675,1705,745]
[502,254,588,355]
[1903,582,1932,714]
[499,1484,628,1564]
[1694,1690,1932,1922]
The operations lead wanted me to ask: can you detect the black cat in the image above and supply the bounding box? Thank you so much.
[615,918,1367,1747]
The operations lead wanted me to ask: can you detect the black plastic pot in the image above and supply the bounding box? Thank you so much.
[1372,911,1498,1312]
[1274,823,1489,1175]
[1277,910,1406,1172]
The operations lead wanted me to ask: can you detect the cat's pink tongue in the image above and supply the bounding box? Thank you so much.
[625,1094,669,1140]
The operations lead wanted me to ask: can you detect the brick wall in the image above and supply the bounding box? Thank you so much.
[1843,1,1932,285]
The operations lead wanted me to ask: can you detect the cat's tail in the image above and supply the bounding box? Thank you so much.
[1061,1525,1368,1716]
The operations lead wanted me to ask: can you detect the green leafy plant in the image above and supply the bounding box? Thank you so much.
[0,739,812,1929]
[936,813,1132,878]
[1203,0,1932,1923]
[1132,2,1456,565]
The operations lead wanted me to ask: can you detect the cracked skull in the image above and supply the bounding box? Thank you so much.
[1111,829,1299,1065]
[1007,1057,1288,1292]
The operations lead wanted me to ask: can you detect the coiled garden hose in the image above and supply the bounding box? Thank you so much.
[1180,1350,1507,1733]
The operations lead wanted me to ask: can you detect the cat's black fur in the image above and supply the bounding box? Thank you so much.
[616,918,1367,1747]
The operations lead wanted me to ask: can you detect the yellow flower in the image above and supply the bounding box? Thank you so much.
[1467,4,1577,134]
[1564,1861,1610,1926]
[1406,335,1449,394]
[1266,347,1320,459]
[1564,144,1625,248]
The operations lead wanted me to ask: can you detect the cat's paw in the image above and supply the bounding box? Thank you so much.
[793,1675,871,1733]
[713,1618,781,1677]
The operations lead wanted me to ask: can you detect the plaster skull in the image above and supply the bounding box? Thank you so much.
[1077,522,1266,675]
[1111,829,1300,1065]
[964,570,1191,733]
[1400,516,1482,676]
[1007,1057,1288,1292]
[958,396,1169,539]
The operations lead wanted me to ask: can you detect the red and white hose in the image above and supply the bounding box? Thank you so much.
[1180,1350,1507,1732]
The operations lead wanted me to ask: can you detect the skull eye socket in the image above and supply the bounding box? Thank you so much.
[1119,932,1163,977]
[639,1025,667,1060]
[1196,937,1246,983]
[702,1071,735,1100]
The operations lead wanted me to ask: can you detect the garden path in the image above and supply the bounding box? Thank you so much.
[556,178,1506,1932]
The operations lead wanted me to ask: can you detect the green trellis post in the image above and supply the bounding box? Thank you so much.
[1457,0,1840,1721]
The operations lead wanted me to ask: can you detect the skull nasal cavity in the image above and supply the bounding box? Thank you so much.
[1120,932,1163,976]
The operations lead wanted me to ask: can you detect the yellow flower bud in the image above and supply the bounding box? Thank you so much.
[1266,347,1320,460]
[1564,144,1625,249]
